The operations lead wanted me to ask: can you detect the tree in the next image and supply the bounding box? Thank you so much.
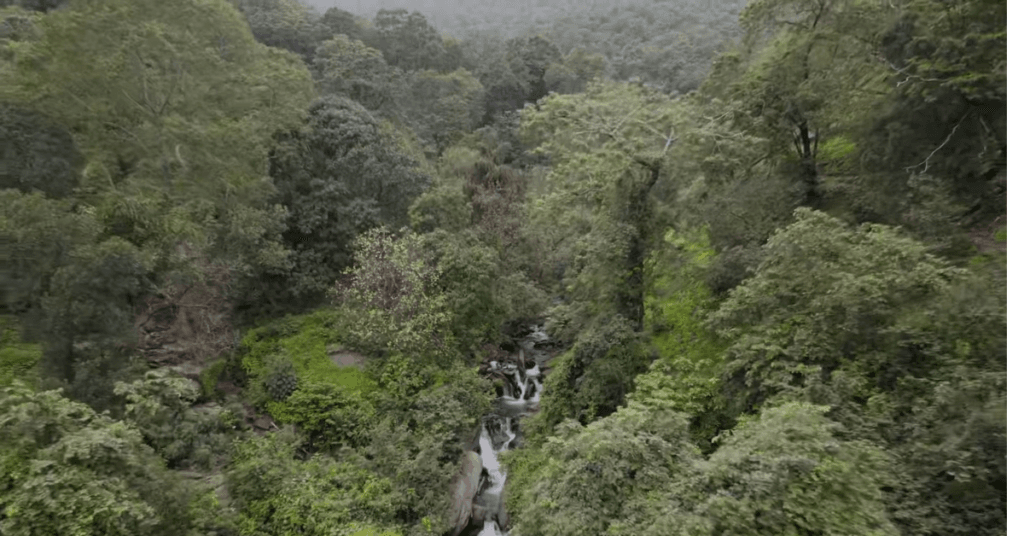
[543,47,606,95]
[320,7,368,43]
[0,0,64,12]
[265,96,430,304]
[114,369,243,470]
[227,429,404,536]
[0,190,97,321]
[505,34,562,103]
[504,402,700,536]
[0,384,195,536]
[0,104,81,198]
[332,228,451,360]
[722,0,891,207]
[236,0,324,62]
[400,68,485,153]
[313,34,398,111]
[652,403,897,536]
[39,237,152,409]
[523,81,688,332]
[707,208,1006,535]
[2,0,314,205]
[861,0,1006,225]
[368,9,445,72]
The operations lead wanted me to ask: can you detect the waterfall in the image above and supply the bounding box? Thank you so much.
[459,324,550,536]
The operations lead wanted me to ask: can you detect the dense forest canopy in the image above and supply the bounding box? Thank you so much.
[0,0,1006,535]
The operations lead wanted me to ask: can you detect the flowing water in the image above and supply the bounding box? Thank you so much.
[466,325,550,536]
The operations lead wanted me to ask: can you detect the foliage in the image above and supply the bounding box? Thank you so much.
[651,403,897,536]
[708,208,1006,535]
[0,317,40,387]
[524,81,689,331]
[508,401,898,536]
[333,228,453,361]
[535,315,652,434]
[270,382,376,451]
[320,6,370,43]
[115,369,244,470]
[36,236,153,409]
[400,68,485,153]
[237,0,324,62]
[633,227,732,450]
[505,34,562,103]
[505,401,700,536]
[313,34,398,110]
[0,384,196,536]
[0,190,98,323]
[367,8,447,72]
[260,95,430,305]
[543,47,606,95]
[227,430,405,536]
[1,0,314,207]
[0,104,81,197]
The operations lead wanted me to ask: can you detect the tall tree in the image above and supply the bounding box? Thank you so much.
[708,208,1006,535]
[0,104,81,198]
[524,81,687,332]
[313,34,398,110]
[236,0,324,62]
[0,0,314,213]
[264,96,430,303]
[368,9,446,72]
[719,0,891,207]
[0,385,196,536]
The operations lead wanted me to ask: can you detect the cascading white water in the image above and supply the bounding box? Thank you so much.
[464,325,549,536]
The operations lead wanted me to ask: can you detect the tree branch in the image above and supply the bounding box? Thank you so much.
[906,113,969,174]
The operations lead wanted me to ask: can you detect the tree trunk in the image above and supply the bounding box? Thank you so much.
[617,160,661,332]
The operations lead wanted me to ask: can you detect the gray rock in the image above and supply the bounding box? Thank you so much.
[448,451,483,536]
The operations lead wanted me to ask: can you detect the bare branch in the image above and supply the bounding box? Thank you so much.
[906,113,969,174]
[875,54,944,87]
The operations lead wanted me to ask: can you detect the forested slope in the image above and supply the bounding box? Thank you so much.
[0,0,1005,535]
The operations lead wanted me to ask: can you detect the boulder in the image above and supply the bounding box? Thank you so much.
[448,451,483,536]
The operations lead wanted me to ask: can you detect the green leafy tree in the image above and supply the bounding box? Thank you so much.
[708,208,1006,535]
[0,104,81,197]
[721,0,891,207]
[0,0,63,12]
[524,81,687,331]
[40,237,152,408]
[0,384,194,536]
[460,33,529,122]
[236,0,324,62]
[264,96,430,304]
[313,34,399,110]
[368,9,446,72]
[319,7,368,43]
[114,369,243,470]
[333,228,452,360]
[505,34,563,102]
[227,430,404,536]
[543,47,606,95]
[0,190,98,321]
[859,0,1006,225]
[648,403,897,536]
[1,0,314,206]
[400,68,485,153]
[504,402,700,536]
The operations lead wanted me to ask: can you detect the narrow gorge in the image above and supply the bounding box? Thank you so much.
[451,325,553,536]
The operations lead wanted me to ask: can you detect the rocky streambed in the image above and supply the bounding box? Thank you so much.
[451,325,555,536]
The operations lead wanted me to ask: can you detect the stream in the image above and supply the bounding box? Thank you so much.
[465,324,552,536]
